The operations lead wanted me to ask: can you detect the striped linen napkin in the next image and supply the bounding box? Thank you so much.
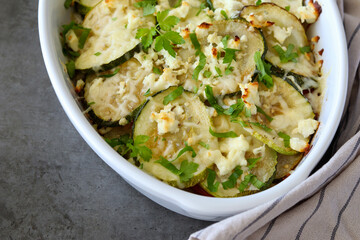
[189,0,360,239]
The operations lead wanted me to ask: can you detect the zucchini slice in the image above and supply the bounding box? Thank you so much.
[240,75,318,155]
[200,115,277,197]
[240,3,319,78]
[84,58,150,124]
[243,0,303,17]
[275,152,303,179]
[133,87,218,188]
[185,19,265,96]
[75,0,102,15]
[75,0,155,70]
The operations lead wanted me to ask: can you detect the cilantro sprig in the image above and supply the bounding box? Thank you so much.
[254,51,273,88]
[135,10,185,57]
[273,44,299,63]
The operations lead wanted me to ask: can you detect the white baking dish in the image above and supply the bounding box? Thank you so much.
[38,0,348,221]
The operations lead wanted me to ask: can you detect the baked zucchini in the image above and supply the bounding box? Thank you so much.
[75,0,156,70]
[239,76,318,155]
[133,87,218,188]
[75,0,102,15]
[243,0,303,17]
[240,3,319,78]
[275,152,303,179]
[84,58,150,124]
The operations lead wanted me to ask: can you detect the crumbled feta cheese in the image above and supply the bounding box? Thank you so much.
[267,25,293,44]
[253,144,266,156]
[293,119,319,138]
[143,69,179,93]
[169,1,190,19]
[297,4,318,24]
[290,137,309,152]
[150,105,180,135]
[240,82,260,115]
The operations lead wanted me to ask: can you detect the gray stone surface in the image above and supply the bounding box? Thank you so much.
[0,1,211,239]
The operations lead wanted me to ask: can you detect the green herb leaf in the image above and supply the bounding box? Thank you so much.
[173,143,197,161]
[153,67,162,74]
[278,132,291,148]
[196,3,206,16]
[250,122,272,132]
[94,52,101,56]
[244,107,252,118]
[223,48,240,64]
[255,0,262,6]
[273,44,299,63]
[65,60,75,79]
[105,135,133,156]
[78,28,91,49]
[64,0,73,9]
[207,168,220,192]
[174,0,182,8]
[156,157,182,175]
[209,127,238,138]
[222,166,243,189]
[299,46,311,54]
[223,99,245,117]
[254,51,273,88]
[144,88,151,96]
[193,52,207,80]
[230,119,249,127]
[154,31,185,57]
[220,10,229,20]
[221,35,230,48]
[179,160,199,182]
[134,0,157,16]
[250,174,264,189]
[247,157,261,170]
[285,5,290,11]
[62,21,91,49]
[99,68,120,78]
[203,70,212,78]
[256,106,273,122]
[205,0,215,11]
[215,66,222,77]
[128,135,153,162]
[163,31,185,45]
[190,33,201,51]
[238,174,252,192]
[199,141,210,149]
[225,65,234,75]
[163,86,184,105]
[136,27,157,49]
[205,85,225,114]
[157,10,180,31]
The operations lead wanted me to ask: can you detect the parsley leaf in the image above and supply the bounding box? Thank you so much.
[190,33,201,51]
[105,135,133,156]
[209,127,238,138]
[285,5,290,11]
[299,46,311,54]
[135,27,157,49]
[193,52,207,80]
[203,70,212,78]
[225,65,234,75]
[207,168,220,192]
[230,119,249,128]
[174,0,182,8]
[221,35,230,48]
[238,174,264,191]
[223,99,245,117]
[254,51,273,88]
[94,52,102,56]
[156,157,182,175]
[273,44,299,63]
[222,166,243,190]
[64,0,73,9]
[199,141,210,149]
[144,88,151,96]
[157,10,180,31]
[255,0,262,6]
[278,132,291,148]
[256,106,273,122]
[127,135,153,162]
[154,31,184,57]
[223,48,239,64]
[215,66,222,77]
[205,85,225,114]
[250,122,272,132]
[205,0,215,11]
[62,21,91,49]
[179,160,199,182]
[66,60,75,78]
[247,157,261,170]
[173,143,197,161]
[99,68,120,78]
[153,67,162,74]
[163,86,184,105]
[134,0,157,16]
[221,10,229,20]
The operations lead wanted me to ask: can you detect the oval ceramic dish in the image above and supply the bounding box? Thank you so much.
[39,0,348,221]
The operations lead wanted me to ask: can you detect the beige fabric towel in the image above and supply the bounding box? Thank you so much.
[189,0,360,239]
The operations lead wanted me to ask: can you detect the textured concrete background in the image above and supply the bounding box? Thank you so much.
[0,1,211,239]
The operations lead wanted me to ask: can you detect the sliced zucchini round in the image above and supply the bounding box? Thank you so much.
[199,114,277,197]
[242,0,303,18]
[75,0,102,15]
[84,59,149,124]
[275,152,303,179]
[240,75,317,155]
[133,87,218,188]
[240,3,319,78]
[75,0,155,70]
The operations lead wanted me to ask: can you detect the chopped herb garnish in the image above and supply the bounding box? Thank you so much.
[224,99,245,117]
[244,107,252,118]
[250,122,272,132]
[221,10,229,20]
[155,31,184,57]
[278,132,291,148]
[193,52,206,80]
[222,166,243,189]
[124,24,127,29]
[94,52,102,56]
[203,70,212,78]
[144,88,151,96]
[238,174,252,192]
[156,157,182,175]
[64,0,73,9]
[156,158,199,182]
[273,44,299,63]
[256,106,273,122]
[215,66,222,77]
[205,85,225,114]
[255,0,262,6]
[153,67,162,74]
[62,21,91,49]
[299,46,311,54]
[247,157,261,170]
[65,60,75,79]
[99,68,120,78]
[254,51,273,88]
[225,65,234,75]
[163,86,184,105]
[157,10,180,31]
[112,17,118,21]
[193,86,199,94]
[205,0,215,11]
[134,0,157,16]
[221,35,230,48]
[199,141,210,149]
[174,0,182,8]
[209,127,238,138]
[78,28,91,49]
[162,137,166,141]
[223,48,239,64]
[231,119,249,127]
[154,136,158,142]
[173,143,196,161]
[135,27,157,49]
[285,5,290,11]
[127,135,153,162]
[105,134,133,156]
[88,101,95,106]
[250,174,265,189]
[207,168,220,192]
[139,163,144,169]
[190,32,201,51]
